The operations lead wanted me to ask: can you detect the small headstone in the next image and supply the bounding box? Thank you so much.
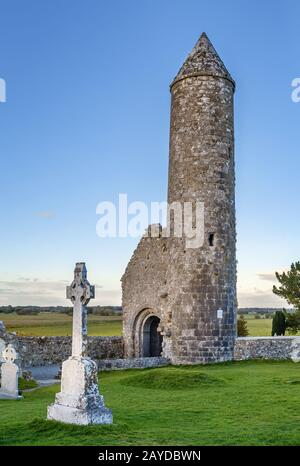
[291,337,300,363]
[0,338,5,363]
[47,262,113,425]
[0,344,22,399]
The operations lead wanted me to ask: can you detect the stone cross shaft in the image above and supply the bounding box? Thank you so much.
[66,262,95,358]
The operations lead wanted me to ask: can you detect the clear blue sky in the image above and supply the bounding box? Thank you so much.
[0,0,299,307]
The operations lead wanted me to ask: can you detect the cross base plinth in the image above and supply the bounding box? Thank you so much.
[47,356,113,425]
[0,392,23,400]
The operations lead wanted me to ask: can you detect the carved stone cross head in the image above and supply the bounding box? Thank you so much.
[66,262,95,306]
[2,344,18,363]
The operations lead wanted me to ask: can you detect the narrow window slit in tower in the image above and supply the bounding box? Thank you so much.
[209,233,215,247]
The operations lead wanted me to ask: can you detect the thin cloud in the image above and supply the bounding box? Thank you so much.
[0,280,67,303]
[238,289,286,308]
[0,279,119,306]
[0,280,64,290]
[257,273,276,282]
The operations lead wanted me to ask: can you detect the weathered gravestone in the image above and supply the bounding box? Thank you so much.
[0,338,5,363]
[0,344,22,399]
[47,262,113,425]
[290,337,300,363]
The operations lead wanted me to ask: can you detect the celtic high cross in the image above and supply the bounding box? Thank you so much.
[2,344,17,363]
[66,262,95,357]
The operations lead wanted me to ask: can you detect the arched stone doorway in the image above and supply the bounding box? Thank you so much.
[142,315,162,357]
[132,308,163,358]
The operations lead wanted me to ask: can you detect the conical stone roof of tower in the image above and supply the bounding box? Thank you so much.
[171,32,234,88]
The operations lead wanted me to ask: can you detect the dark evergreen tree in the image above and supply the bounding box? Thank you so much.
[273,262,300,309]
[271,311,286,336]
[273,262,300,334]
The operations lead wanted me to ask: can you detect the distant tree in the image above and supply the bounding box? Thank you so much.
[271,311,286,336]
[16,308,39,316]
[273,262,300,334]
[65,308,73,316]
[254,315,261,319]
[273,262,300,309]
[285,312,300,335]
[237,315,249,337]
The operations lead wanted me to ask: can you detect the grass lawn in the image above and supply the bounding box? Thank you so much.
[245,316,300,337]
[1,313,299,338]
[0,313,123,336]
[245,316,273,336]
[1,360,300,445]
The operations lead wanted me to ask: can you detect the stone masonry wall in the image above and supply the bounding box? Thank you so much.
[13,335,299,366]
[167,72,236,364]
[234,336,300,361]
[0,327,123,367]
[122,231,172,359]
[2,320,300,368]
[98,357,169,371]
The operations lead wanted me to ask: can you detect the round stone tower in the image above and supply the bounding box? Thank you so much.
[167,32,237,363]
[122,33,237,364]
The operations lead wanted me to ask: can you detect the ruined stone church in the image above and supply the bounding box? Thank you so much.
[122,33,236,364]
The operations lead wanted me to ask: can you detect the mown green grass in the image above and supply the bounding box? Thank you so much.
[0,313,122,336]
[245,316,273,336]
[245,316,300,337]
[19,377,38,391]
[1,361,300,445]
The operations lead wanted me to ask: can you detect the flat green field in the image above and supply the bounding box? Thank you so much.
[0,313,123,336]
[0,313,298,337]
[245,316,273,336]
[1,360,300,445]
[245,316,300,337]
